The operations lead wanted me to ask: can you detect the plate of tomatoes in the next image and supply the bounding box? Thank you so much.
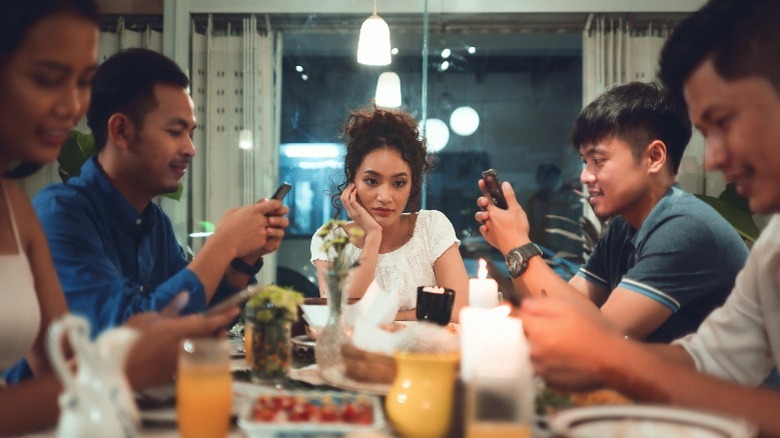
[238,389,385,437]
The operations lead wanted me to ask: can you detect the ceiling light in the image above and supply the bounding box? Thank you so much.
[357,1,391,66]
[295,65,304,72]
[450,106,480,136]
[467,46,476,54]
[441,48,451,59]
[439,60,450,72]
[282,143,341,158]
[238,129,253,150]
[391,47,399,55]
[420,118,450,153]
[375,72,402,108]
[299,160,342,169]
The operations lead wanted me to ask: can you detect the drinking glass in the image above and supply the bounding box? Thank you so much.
[465,368,533,438]
[176,338,232,438]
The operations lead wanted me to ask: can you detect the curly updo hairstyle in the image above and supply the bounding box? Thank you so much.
[332,104,431,216]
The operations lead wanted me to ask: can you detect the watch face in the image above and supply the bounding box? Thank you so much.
[506,244,541,278]
[506,250,524,277]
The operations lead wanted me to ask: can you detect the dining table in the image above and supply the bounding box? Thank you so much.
[23,317,559,438]
[132,359,370,438]
[23,338,401,438]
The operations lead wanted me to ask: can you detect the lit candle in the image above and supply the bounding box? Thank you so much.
[468,258,499,308]
[459,305,527,382]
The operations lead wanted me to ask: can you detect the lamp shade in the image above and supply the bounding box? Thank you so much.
[375,72,401,108]
[357,14,391,66]
[449,106,480,136]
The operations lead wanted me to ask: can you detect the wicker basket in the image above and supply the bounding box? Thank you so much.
[341,343,396,384]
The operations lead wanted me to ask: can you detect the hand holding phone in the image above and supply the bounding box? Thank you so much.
[271,182,292,201]
[481,169,508,209]
[203,284,263,315]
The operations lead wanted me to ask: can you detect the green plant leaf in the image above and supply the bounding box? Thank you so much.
[545,228,585,243]
[719,183,751,215]
[545,214,579,226]
[198,221,216,233]
[57,130,96,182]
[162,183,183,201]
[578,216,604,248]
[695,194,760,243]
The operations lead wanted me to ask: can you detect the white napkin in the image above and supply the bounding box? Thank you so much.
[289,364,325,386]
[300,304,329,328]
[351,318,398,355]
[346,281,400,355]
[344,280,399,327]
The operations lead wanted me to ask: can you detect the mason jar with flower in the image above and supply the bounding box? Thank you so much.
[243,285,303,387]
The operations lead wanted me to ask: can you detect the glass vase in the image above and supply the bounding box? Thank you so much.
[315,271,349,378]
[246,317,292,387]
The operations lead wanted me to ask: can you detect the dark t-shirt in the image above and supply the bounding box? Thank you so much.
[577,186,749,343]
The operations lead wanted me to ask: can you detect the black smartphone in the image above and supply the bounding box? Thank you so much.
[271,182,292,201]
[203,284,263,315]
[481,169,508,209]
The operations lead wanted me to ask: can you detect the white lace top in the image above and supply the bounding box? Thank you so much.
[310,210,460,310]
[0,182,40,373]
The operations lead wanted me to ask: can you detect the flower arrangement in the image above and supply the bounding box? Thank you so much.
[316,219,364,285]
[244,285,303,323]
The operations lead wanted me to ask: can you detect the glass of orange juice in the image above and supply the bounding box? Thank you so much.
[177,338,232,438]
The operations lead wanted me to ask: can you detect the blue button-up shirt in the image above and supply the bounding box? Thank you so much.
[33,157,243,337]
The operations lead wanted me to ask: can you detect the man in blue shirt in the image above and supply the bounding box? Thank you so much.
[33,48,288,336]
[475,81,748,342]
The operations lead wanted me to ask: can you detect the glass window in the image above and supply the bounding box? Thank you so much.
[278,18,584,279]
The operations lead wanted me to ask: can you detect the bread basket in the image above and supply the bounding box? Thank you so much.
[341,343,396,384]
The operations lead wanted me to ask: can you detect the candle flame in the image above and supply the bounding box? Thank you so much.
[478,258,488,280]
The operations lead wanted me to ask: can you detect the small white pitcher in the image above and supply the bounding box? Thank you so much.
[47,314,140,438]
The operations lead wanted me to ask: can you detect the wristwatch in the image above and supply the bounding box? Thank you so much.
[505,243,542,278]
[231,257,264,276]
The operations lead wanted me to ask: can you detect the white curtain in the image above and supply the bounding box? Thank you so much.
[581,14,720,226]
[190,15,282,281]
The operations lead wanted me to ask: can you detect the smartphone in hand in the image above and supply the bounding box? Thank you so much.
[481,169,508,209]
[203,284,263,316]
[271,182,292,201]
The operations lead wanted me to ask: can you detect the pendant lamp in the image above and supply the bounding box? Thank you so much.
[375,72,401,107]
[450,106,480,136]
[357,1,391,66]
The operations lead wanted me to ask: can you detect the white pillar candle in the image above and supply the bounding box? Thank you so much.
[468,258,499,308]
[460,305,526,382]
[460,305,536,427]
